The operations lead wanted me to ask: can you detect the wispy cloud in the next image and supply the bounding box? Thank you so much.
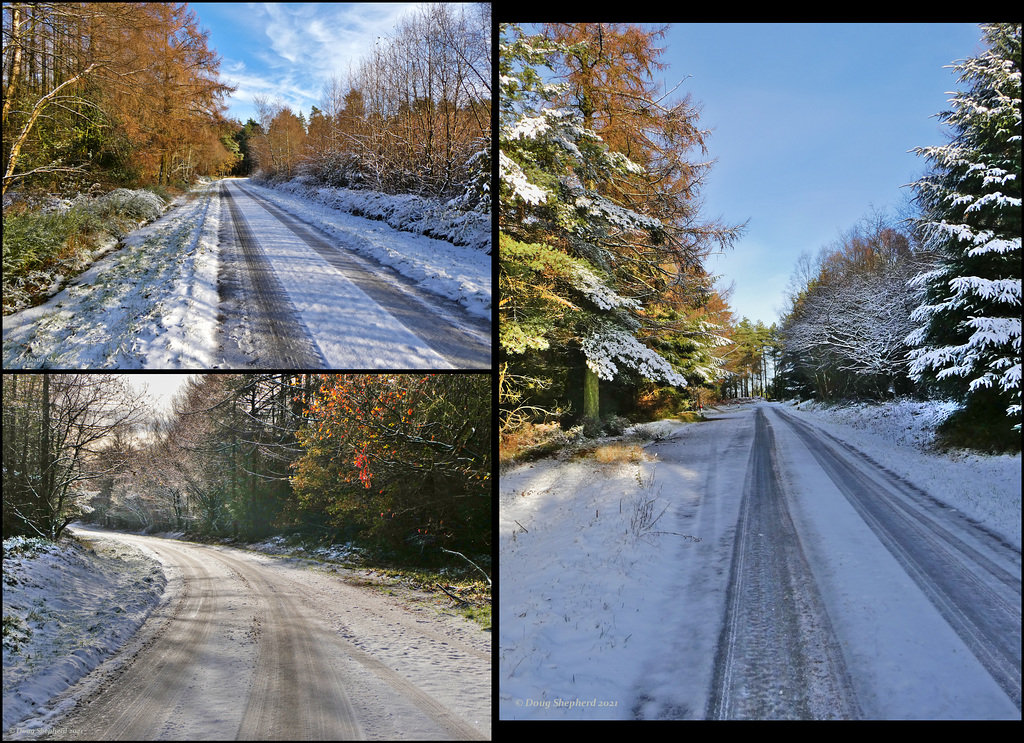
[276,7,410,80]
[210,3,425,121]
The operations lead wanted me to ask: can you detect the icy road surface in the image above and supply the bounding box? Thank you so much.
[2,178,491,369]
[217,180,490,369]
[13,526,490,740]
[500,402,1021,720]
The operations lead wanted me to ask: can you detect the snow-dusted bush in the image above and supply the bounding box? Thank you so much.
[93,188,166,222]
[2,187,168,315]
[3,535,59,559]
[300,150,365,189]
[260,178,491,253]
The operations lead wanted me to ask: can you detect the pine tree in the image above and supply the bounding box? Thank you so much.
[905,23,1022,442]
[500,24,699,427]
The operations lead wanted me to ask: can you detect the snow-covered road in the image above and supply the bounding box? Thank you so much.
[218,181,490,368]
[8,526,490,740]
[705,408,860,719]
[2,178,491,369]
[773,407,1020,712]
[500,401,1021,720]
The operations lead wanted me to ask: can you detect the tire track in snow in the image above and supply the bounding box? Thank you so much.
[707,408,860,719]
[237,185,490,369]
[631,413,754,720]
[773,407,1022,711]
[219,182,326,368]
[212,547,486,741]
[39,533,487,740]
[205,551,363,741]
[45,543,229,739]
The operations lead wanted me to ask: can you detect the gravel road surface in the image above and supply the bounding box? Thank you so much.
[37,527,491,740]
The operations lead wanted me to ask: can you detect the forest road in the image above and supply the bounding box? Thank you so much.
[706,408,861,719]
[634,402,1019,719]
[771,407,1021,712]
[218,182,326,368]
[216,179,491,369]
[43,526,491,741]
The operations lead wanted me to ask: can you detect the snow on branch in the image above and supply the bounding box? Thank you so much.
[499,151,548,206]
[581,326,687,387]
[570,265,642,312]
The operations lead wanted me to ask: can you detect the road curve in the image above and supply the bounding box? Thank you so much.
[40,528,490,741]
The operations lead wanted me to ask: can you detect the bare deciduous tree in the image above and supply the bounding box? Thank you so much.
[2,373,148,539]
[286,3,490,200]
[780,213,931,399]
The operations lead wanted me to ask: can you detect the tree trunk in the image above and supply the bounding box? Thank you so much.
[40,373,53,536]
[583,364,600,425]
[2,62,98,196]
[2,4,25,129]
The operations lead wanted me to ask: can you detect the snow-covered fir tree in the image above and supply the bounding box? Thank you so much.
[498,24,688,396]
[905,22,1022,437]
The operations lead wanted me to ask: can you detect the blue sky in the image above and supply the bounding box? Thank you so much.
[652,23,986,326]
[197,16,987,328]
[514,22,987,327]
[189,3,421,124]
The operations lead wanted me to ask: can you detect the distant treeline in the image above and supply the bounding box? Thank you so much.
[3,374,492,564]
[242,2,491,208]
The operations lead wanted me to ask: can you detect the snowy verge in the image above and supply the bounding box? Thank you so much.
[2,181,222,368]
[225,534,365,571]
[254,177,491,253]
[3,188,170,316]
[241,179,491,320]
[781,398,1021,550]
[2,532,166,735]
[500,452,689,720]
[209,534,483,603]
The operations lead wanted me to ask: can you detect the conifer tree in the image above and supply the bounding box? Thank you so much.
[905,23,1022,440]
[500,24,702,426]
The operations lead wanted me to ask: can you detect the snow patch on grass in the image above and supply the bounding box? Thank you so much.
[500,456,679,719]
[624,419,693,441]
[3,188,172,316]
[784,398,1021,549]
[246,535,365,565]
[2,182,221,368]
[2,532,165,735]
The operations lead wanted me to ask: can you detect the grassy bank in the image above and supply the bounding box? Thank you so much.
[499,413,707,470]
[2,187,172,315]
